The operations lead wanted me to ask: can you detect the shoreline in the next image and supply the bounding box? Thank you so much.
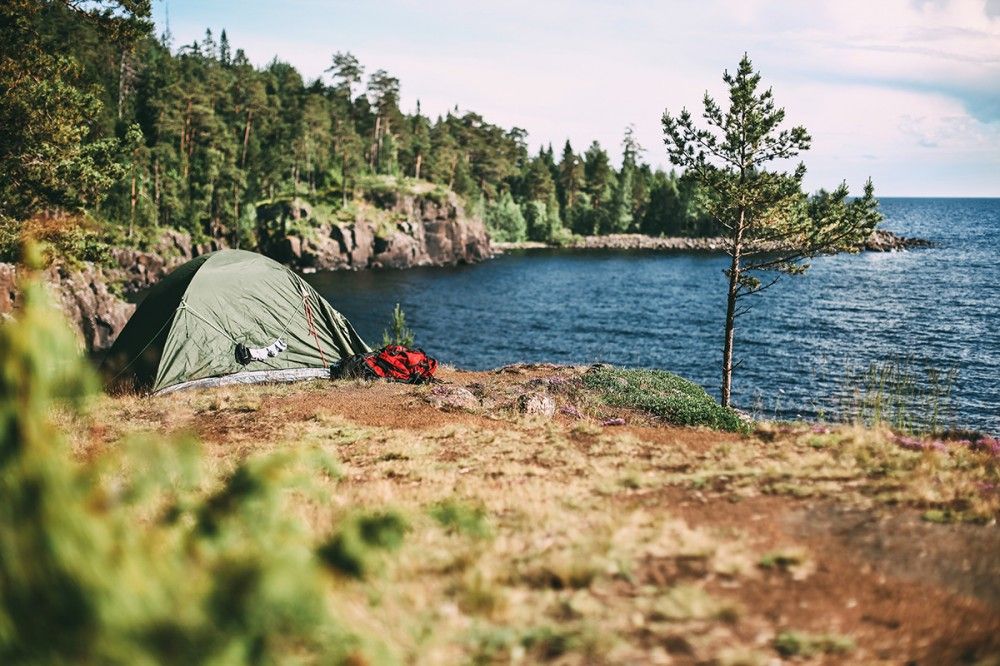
[494,229,931,254]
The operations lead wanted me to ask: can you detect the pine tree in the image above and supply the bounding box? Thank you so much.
[366,69,400,173]
[218,29,231,66]
[607,126,642,233]
[641,170,682,236]
[557,140,583,219]
[0,0,149,222]
[523,153,556,203]
[326,51,364,101]
[662,54,881,407]
[404,104,432,180]
[581,141,614,235]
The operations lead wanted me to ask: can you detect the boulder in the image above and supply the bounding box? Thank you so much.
[518,393,556,417]
[426,385,480,411]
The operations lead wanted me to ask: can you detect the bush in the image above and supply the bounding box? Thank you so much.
[429,500,492,538]
[485,192,527,242]
[0,260,396,663]
[583,366,749,432]
[317,511,409,579]
[357,174,402,208]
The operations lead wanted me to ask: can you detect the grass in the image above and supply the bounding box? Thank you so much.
[33,370,1000,663]
[692,422,1000,522]
[838,356,958,434]
[583,365,749,432]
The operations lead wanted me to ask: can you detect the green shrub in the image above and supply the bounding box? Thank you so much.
[317,511,409,579]
[484,192,527,242]
[583,366,749,432]
[357,174,402,208]
[0,260,395,663]
[429,500,492,539]
[0,214,114,267]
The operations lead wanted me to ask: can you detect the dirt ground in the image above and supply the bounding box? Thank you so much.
[76,366,1000,664]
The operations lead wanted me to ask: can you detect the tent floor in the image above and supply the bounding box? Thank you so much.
[154,368,331,395]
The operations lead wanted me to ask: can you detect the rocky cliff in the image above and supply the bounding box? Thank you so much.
[0,261,135,353]
[260,188,492,271]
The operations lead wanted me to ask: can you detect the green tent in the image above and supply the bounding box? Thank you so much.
[102,250,370,394]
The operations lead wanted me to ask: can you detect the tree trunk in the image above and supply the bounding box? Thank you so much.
[370,116,381,170]
[720,209,745,408]
[152,159,160,225]
[181,98,192,180]
[128,169,137,239]
[414,152,422,180]
[341,151,348,207]
[117,49,127,120]
[233,183,241,249]
[241,109,253,167]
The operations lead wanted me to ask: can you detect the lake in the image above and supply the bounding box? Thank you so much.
[306,198,1000,432]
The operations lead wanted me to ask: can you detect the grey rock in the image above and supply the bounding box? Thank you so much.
[427,385,480,411]
[518,393,556,417]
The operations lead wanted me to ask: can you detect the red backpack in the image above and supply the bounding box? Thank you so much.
[363,345,438,384]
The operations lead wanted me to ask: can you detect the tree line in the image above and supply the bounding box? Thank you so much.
[1,2,719,254]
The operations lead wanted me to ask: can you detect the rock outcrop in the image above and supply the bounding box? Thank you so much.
[111,228,228,297]
[264,189,492,271]
[863,229,932,252]
[0,262,135,352]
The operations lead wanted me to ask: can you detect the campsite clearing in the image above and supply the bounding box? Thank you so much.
[68,365,1000,664]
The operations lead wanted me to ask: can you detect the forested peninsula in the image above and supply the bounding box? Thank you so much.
[2,3,858,267]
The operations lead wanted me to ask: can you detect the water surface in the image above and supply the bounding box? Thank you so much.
[306,198,1000,432]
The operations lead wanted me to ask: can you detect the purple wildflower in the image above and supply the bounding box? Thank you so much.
[559,405,583,419]
[895,435,948,453]
[969,435,1000,456]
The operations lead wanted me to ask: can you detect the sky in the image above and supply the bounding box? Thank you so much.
[156,0,1000,197]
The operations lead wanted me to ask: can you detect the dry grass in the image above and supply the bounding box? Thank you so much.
[57,368,1000,664]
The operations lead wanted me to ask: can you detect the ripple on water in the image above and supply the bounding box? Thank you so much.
[308,198,1000,432]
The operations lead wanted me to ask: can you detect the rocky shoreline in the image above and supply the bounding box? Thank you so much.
[0,188,493,354]
[495,229,930,253]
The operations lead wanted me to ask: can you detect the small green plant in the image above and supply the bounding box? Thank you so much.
[774,630,855,657]
[758,550,805,570]
[317,511,409,579]
[583,366,749,432]
[382,302,415,347]
[430,500,492,538]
